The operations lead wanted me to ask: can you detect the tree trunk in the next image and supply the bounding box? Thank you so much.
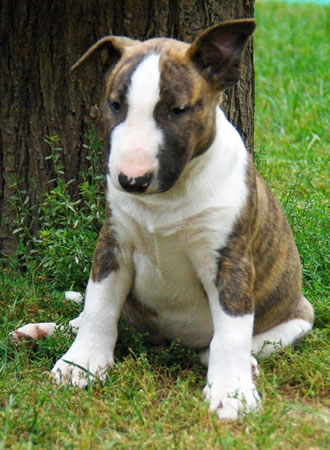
[0,0,255,257]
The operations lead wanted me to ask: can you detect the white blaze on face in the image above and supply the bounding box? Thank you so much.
[109,53,163,192]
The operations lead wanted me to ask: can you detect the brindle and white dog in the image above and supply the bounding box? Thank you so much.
[12,19,314,420]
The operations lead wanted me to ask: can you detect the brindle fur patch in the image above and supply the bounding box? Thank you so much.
[251,173,304,334]
[91,208,119,282]
[153,50,219,190]
[217,156,306,333]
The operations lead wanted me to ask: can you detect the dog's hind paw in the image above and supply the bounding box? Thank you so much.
[251,356,260,378]
[64,291,83,305]
[10,323,57,341]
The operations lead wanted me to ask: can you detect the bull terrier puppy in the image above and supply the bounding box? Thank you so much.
[12,20,314,420]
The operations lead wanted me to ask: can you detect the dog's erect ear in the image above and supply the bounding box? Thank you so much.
[71,36,139,73]
[187,19,256,90]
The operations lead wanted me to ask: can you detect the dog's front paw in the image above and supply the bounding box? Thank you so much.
[203,382,260,420]
[51,348,113,388]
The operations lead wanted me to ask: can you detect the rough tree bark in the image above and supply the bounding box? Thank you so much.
[0,0,255,257]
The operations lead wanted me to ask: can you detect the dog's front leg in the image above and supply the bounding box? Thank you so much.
[52,224,133,387]
[201,267,260,420]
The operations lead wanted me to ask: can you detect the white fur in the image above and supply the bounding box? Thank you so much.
[198,275,259,419]
[69,313,82,333]
[10,317,82,340]
[65,291,83,305]
[252,318,313,357]
[199,346,260,378]
[109,54,163,192]
[10,322,57,341]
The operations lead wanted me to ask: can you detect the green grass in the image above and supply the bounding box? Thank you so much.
[1,2,329,448]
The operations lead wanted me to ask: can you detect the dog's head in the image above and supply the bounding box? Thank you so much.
[72,20,255,194]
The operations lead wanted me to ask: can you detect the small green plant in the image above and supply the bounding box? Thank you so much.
[11,131,105,291]
[10,178,39,260]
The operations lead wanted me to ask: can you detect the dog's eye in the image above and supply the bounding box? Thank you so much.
[171,106,187,116]
[110,101,121,113]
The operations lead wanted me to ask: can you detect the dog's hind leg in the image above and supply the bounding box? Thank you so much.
[10,292,83,341]
[252,295,314,357]
[68,314,82,333]
[200,295,313,367]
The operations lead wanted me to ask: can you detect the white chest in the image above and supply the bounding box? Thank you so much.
[113,203,243,347]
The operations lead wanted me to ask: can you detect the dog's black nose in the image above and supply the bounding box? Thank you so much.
[118,172,153,193]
